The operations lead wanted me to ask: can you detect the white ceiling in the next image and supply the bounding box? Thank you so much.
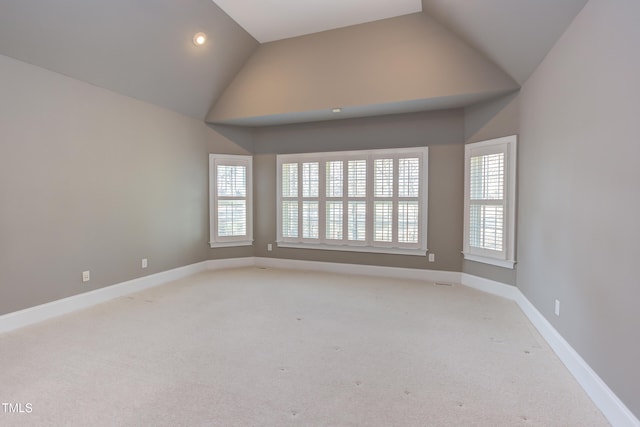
[212,0,422,43]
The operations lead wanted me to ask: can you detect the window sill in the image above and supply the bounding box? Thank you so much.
[277,241,427,256]
[463,253,516,269]
[209,240,253,249]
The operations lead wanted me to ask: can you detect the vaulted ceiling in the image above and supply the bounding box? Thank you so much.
[420,0,589,85]
[206,12,518,126]
[213,0,423,43]
[0,0,588,125]
[0,0,257,120]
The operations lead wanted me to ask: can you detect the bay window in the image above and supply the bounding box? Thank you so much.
[277,147,428,255]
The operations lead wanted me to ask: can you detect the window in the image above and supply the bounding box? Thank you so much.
[209,154,253,248]
[463,135,516,268]
[277,147,428,255]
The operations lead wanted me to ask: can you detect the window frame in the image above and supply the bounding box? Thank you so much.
[209,154,253,248]
[463,135,517,268]
[276,147,428,256]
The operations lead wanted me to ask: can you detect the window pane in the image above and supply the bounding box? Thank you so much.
[375,159,393,197]
[217,165,246,197]
[302,201,319,239]
[469,204,504,251]
[277,147,427,251]
[470,153,504,200]
[326,201,343,240]
[302,162,319,198]
[348,160,367,197]
[374,201,393,242]
[326,161,343,197]
[398,201,419,243]
[282,201,298,238]
[398,158,419,197]
[282,163,298,198]
[217,200,246,237]
[347,201,366,241]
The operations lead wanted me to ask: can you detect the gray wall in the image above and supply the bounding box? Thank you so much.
[252,110,464,272]
[254,110,463,154]
[4,3,637,417]
[0,54,248,316]
[517,0,640,416]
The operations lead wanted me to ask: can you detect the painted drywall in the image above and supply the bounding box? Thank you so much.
[421,0,589,85]
[462,92,520,286]
[208,12,517,125]
[209,124,255,154]
[0,0,259,120]
[517,0,640,416]
[464,92,519,145]
[252,110,464,272]
[0,54,249,316]
[253,109,463,154]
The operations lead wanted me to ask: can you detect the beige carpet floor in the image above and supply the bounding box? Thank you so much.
[0,267,608,426]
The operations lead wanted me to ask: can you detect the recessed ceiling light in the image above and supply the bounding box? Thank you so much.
[193,32,207,46]
[332,108,342,113]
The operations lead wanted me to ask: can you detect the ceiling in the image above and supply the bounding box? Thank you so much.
[206,11,520,127]
[420,0,589,84]
[212,0,422,43]
[0,0,258,120]
[0,0,589,124]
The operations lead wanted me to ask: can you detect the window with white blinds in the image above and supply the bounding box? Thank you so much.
[209,154,253,248]
[277,147,428,255]
[463,136,516,268]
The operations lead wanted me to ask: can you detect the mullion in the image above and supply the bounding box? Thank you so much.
[342,160,348,243]
[365,156,374,246]
[318,160,327,243]
[278,148,426,252]
[392,157,399,245]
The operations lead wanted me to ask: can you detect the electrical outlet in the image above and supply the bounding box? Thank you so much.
[555,299,560,316]
[267,244,273,252]
[142,258,148,269]
[82,270,90,282]
[428,253,435,262]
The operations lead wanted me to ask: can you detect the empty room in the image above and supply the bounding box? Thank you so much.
[1,0,638,426]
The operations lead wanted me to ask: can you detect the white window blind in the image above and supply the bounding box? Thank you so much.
[463,136,516,268]
[216,165,247,237]
[209,154,253,248]
[277,147,428,256]
[347,160,367,242]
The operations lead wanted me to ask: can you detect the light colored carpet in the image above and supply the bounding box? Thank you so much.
[0,267,608,426]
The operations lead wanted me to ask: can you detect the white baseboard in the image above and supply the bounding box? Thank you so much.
[0,261,208,335]
[0,257,261,335]
[1,256,637,426]
[206,256,256,270]
[461,273,638,427]
[256,260,638,426]
[254,257,462,284]
[460,272,520,300]
[514,292,639,427]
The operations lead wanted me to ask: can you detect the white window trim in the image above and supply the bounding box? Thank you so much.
[209,154,253,248]
[277,147,428,256]
[463,135,517,269]
[276,242,427,256]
